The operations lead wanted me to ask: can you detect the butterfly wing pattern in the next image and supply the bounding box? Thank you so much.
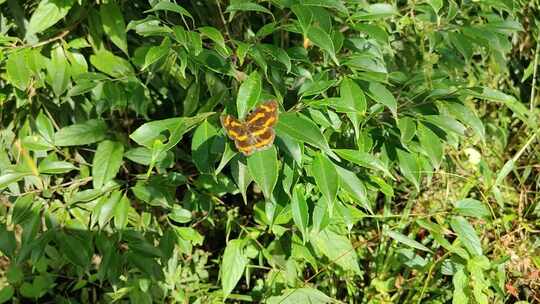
[221,100,279,156]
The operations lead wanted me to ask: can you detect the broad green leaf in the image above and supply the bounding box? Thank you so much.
[247,146,278,199]
[354,3,397,20]
[422,115,466,136]
[385,230,433,253]
[334,165,370,212]
[38,160,77,174]
[56,232,91,267]
[21,135,53,151]
[450,216,483,256]
[226,1,273,16]
[145,0,193,19]
[398,116,416,143]
[183,82,200,116]
[303,0,348,13]
[168,205,193,223]
[100,2,128,54]
[96,190,122,227]
[27,0,75,36]
[464,87,530,125]
[417,123,443,169]
[12,194,34,225]
[307,26,338,64]
[191,120,218,173]
[199,26,229,56]
[221,239,248,299]
[114,194,130,229]
[90,50,134,78]
[0,172,31,191]
[367,82,397,118]
[453,199,490,219]
[6,51,32,90]
[92,140,124,188]
[310,152,339,216]
[340,78,366,114]
[129,113,213,148]
[142,42,171,70]
[291,185,309,243]
[275,112,333,156]
[310,227,361,274]
[452,268,469,304]
[0,285,14,303]
[396,149,420,191]
[46,45,70,96]
[236,71,262,119]
[36,111,55,143]
[334,149,392,178]
[266,288,335,304]
[54,119,108,146]
[231,157,253,204]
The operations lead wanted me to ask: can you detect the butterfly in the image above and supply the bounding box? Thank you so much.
[220,100,279,156]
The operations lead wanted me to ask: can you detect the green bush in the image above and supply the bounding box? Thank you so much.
[0,0,539,303]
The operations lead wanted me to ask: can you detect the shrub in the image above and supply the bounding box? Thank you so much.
[0,0,538,303]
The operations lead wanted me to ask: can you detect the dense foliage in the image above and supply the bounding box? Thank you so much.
[0,0,539,303]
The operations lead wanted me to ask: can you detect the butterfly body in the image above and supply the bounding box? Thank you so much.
[221,100,279,156]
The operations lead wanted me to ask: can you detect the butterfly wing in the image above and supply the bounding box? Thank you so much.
[221,114,256,156]
[245,100,279,152]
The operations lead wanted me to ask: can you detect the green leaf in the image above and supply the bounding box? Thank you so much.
[396,149,421,191]
[145,1,193,19]
[266,288,334,304]
[452,268,469,304]
[221,239,248,299]
[417,123,443,169]
[95,190,122,227]
[463,87,530,125]
[38,160,77,174]
[142,43,170,70]
[454,199,490,219]
[310,152,339,216]
[114,193,130,229]
[275,112,333,156]
[398,116,416,143]
[36,111,55,143]
[0,285,14,303]
[226,1,273,16]
[56,232,91,267]
[247,146,278,200]
[450,216,482,256]
[310,227,361,274]
[334,149,392,177]
[334,165,370,212]
[231,157,253,204]
[291,184,309,242]
[129,113,213,148]
[191,120,218,173]
[6,51,32,91]
[100,2,128,54]
[168,205,193,223]
[385,230,433,253]
[90,50,134,78]
[199,26,229,56]
[26,0,75,36]
[0,172,31,191]
[46,44,70,96]
[236,71,262,119]
[354,3,397,20]
[340,78,366,114]
[367,82,397,118]
[12,194,34,225]
[307,26,338,64]
[54,119,108,146]
[92,140,124,188]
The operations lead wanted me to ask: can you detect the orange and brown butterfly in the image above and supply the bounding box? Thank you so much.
[220,100,279,156]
